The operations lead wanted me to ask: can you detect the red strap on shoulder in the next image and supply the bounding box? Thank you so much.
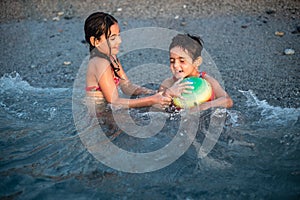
[199,71,206,78]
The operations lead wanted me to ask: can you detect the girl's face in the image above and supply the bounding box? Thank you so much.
[95,23,121,56]
[169,46,199,79]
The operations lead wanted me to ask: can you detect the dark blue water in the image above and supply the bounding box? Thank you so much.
[1,72,299,199]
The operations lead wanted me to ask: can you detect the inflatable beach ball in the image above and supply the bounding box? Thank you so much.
[173,77,214,108]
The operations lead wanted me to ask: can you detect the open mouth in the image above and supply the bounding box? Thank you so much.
[175,70,184,75]
[174,70,184,78]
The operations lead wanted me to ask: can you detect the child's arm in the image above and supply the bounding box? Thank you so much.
[159,78,193,98]
[95,60,171,108]
[158,78,173,93]
[120,79,156,96]
[198,74,233,110]
[114,63,156,96]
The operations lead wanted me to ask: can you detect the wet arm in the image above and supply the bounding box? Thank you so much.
[199,75,233,110]
[159,78,193,98]
[116,62,156,95]
[99,66,170,108]
[120,79,156,96]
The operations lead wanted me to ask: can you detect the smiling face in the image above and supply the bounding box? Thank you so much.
[94,23,122,56]
[169,46,200,79]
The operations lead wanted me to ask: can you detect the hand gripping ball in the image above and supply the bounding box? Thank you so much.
[173,77,214,108]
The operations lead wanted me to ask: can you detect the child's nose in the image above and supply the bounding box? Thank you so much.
[173,60,180,68]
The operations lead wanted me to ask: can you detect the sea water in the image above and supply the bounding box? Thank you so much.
[0,72,299,199]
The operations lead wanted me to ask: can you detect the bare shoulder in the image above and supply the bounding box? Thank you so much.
[88,57,111,73]
[203,74,220,85]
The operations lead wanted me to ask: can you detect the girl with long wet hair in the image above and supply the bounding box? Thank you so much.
[84,12,173,109]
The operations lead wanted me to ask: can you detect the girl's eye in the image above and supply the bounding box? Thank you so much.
[109,34,120,41]
[180,59,185,63]
[170,59,175,63]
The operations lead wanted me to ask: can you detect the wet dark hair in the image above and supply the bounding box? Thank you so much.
[84,12,118,52]
[84,12,121,78]
[169,33,204,61]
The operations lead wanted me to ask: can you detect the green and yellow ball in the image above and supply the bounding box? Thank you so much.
[173,77,214,108]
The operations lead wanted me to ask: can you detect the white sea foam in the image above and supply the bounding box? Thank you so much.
[239,90,300,126]
[0,72,68,93]
[0,72,70,120]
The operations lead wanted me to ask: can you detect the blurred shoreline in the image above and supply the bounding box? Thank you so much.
[1,0,299,22]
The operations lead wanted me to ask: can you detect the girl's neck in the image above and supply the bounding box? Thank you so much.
[190,70,200,77]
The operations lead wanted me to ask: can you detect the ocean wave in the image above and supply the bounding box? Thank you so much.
[0,72,71,121]
[239,90,300,126]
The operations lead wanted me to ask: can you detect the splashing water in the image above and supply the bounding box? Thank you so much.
[239,90,300,127]
[0,73,299,199]
[0,72,69,121]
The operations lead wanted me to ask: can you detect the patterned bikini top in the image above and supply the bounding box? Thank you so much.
[85,76,120,92]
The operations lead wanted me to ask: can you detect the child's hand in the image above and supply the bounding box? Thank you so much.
[163,78,194,98]
[153,92,172,110]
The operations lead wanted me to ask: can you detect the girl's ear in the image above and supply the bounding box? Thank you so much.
[89,36,96,47]
[193,56,202,67]
[90,37,102,47]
